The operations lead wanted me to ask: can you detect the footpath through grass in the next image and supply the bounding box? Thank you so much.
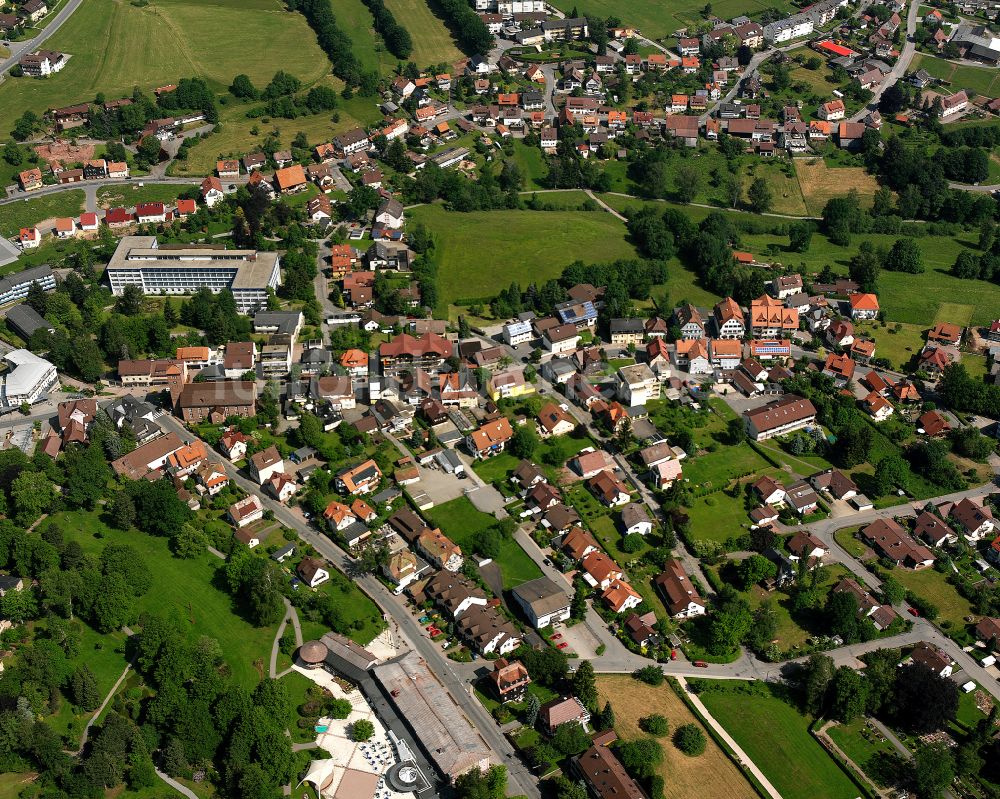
[696,680,861,799]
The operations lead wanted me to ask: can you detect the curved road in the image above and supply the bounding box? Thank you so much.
[0,0,86,79]
[849,0,920,122]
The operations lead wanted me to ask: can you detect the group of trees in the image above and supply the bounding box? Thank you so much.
[939,362,1000,420]
[401,159,522,212]
[433,0,493,54]
[488,258,666,323]
[287,0,379,94]
[232,70,339,120]
[361,0,413,58]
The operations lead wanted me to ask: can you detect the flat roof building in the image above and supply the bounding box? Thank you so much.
[106,236,280,314]
[2,349,57,407]
[372,652,494,780]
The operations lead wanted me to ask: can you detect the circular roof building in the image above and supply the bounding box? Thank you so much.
[298,640,328,667]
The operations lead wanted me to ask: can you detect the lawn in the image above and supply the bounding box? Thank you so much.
[0,774,37,799]
[425,496,542,589]
[0,0,332,138]
[96,183,192,209]
[0,190,86,237]
[911,53,1000,96]
[891,564,974,629]
[595,676,758,799]
[826,718,898,786]
[855,320,926,372]
[46,510,277,690]
[697,681,861,799]
[794,159,881,216]
[834,527,867,558]
[407,204,638,310]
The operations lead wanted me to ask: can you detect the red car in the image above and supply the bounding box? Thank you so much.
[670,649,677,660]
[557,642,569,649]
[693,660,708,668]
[907,607,920,617]
[551,633,562,640]
[426,624,437,632]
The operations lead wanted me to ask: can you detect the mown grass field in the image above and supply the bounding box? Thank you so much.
[827,718,897,786]
[795,159,881,216]
[911,53,1000,96]
[383,0,462,68]
[407,203,638,309]
[47,510,277,690]
[890,564,975,629]
[96,182,191,208]
[0,0,331,138]
[745,161,808,216]
[595,676,758,799]
[0,190,86,236]
[698,681,861,799]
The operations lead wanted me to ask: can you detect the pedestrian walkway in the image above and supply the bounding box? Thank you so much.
[675,677,782,799]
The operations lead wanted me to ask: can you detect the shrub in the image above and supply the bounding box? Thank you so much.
[639,714,669,736]
[634,665,665,686]
[674,723,707,756]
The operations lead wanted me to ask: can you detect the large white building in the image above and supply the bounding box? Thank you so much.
[2,350,57,406]
[106,236,281,315]
[0,264,55,307]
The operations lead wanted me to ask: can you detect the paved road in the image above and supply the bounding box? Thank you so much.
[0,0,86,79]
[154,411,542,799]
[849,0,920,122]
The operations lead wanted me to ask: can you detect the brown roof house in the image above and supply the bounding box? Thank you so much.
[539,696,590,735]
[654,559,706,619]
[488,658,531,702]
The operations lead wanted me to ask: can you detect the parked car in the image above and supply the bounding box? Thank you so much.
[693,660,708,668]
[907,607,920,617]
[557,642,568,649]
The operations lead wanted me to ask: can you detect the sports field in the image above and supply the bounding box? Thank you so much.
[406,203,638,309]
[0,0,331,137]
[910,53,1000,96]
[698,681,861,799]
[595,676,758,799]
[795,159,880,216]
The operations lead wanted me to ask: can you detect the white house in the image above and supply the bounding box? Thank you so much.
[621,503,653,536]
[249,446,284,485]
[615,363,659,406]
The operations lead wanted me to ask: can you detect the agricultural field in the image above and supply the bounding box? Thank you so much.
[406,203,638,310]
[0,0,332,138]
[595,675,759,799]
[697,681,862,799]
[794,159,881,216]
[910,53,1000,96]
[0,190,86,237]
[334,0,399,76]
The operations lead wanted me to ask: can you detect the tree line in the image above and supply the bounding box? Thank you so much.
[287,0,380,94]
[430,0,493,55]
[361,0,413,59]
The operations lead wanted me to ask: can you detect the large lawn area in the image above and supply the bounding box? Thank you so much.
[425,496,542,589]
[890,564,975,629]
[96,183,191,209]
[911,53,1000,96]
[0,0,332,138]
[407,204,638,310]
[0,190,86,237]
[46,510,277,690]
[595,676,758,799]
[697,681,861,799]
[795,159,881,216]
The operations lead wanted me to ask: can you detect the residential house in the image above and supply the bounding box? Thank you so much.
[297,557,330,588]
[655,559,706,618]
[228,495,264,528]
[511,576,571,628]
[335,459,382,495]
[466,417,514,459]
[587,470,631,507]
[621,503,652,536]
[861,518,935,569]
[249,445,284,485]
[743,395,817,440]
